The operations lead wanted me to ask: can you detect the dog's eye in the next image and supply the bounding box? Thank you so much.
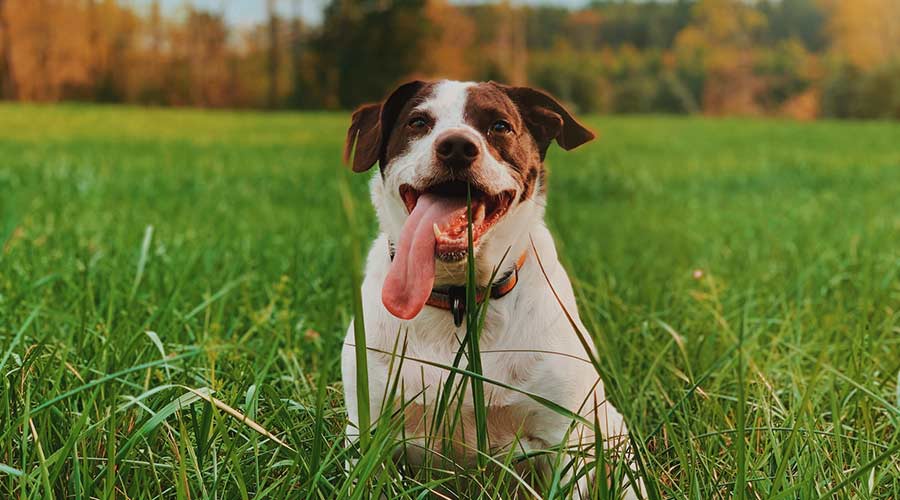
[490,120,512,134]
[408,117,428,129]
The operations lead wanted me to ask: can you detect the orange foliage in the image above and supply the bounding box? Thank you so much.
[824,0,900,70]
[675,0,767,116]
[6,0,89,100]
[780,88,820,120]
[0,0,895,117]
[421,0,476,81]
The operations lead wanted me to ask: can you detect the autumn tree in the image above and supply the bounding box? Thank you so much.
[491,1,527,85]
[675,0,767,115]
[419,0,476,81]
[824,0,900,70]
[0,0,14,98]
[4,0,95,101]
[185,10,231,107]
[85,0,139,102]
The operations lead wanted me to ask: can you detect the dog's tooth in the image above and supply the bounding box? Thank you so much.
[475,203,486,224]
[433,223,441,239]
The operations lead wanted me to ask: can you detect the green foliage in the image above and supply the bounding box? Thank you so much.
[584,0,695,49]
[758,0,827,51]
[822,61,900,120]
[0,106,899,498]
[314,0,432,107]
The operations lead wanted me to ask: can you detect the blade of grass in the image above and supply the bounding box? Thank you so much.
[0,463,23,477]
[307,359,332,480]
[734,309,746,500]
[0,304,41,375]
[339,172,371,452]
[129,224,153,300]
[465,183,488,469]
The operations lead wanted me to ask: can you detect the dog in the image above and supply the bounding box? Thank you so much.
[341,80,639,498]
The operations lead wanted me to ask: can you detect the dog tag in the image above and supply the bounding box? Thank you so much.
[449,287,465,328]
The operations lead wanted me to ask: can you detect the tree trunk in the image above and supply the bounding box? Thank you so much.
[267,0,279,109]
[0,0,16,99]
[291,0,304,107]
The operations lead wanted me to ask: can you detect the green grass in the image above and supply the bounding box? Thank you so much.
[1,103,899,498]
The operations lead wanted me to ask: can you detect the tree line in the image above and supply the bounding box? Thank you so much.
[0,0,897,119]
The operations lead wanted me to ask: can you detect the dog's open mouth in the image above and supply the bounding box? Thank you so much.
[381,180,514,320]
[399,181,514,261]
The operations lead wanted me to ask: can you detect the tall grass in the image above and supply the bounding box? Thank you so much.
[0,105,898,498]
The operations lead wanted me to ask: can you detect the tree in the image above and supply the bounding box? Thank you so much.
[0,0,15,99]
[420,0,475,81]
[289,0,321,108]
[824,0,900,70]
[758,0,826,51]
[5,0,95,101]
[492,1,527,85]
[314,0,432,108]
[267,0,279,108]
[674,0,767,115]
[186,9,231,106]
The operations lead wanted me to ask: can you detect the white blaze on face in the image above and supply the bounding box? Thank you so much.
[416,80,473,133]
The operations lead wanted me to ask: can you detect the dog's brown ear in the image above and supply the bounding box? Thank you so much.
[345,103,381,172]
[344,80,427,172]
[500,84,595,159]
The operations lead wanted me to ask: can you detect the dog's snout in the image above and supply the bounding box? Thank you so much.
[435,133,479,168]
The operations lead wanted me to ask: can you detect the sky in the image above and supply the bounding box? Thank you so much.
[151,0,588,27]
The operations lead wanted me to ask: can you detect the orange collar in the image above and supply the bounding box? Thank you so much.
[387,244,528,327]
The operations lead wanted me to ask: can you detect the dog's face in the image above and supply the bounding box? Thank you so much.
[345,80,593,319]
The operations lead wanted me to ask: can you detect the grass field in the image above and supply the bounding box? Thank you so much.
[1,104,899,499]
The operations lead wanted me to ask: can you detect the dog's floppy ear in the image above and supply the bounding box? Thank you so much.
[499,84,595,159]
[345,103,381,172]
[344,80,427,172]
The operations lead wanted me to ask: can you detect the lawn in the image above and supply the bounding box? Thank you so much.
[1,104,898,498]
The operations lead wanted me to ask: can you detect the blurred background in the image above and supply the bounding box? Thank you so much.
[0,0,898,119]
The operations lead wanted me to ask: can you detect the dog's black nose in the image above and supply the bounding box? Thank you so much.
[435,133,479,168]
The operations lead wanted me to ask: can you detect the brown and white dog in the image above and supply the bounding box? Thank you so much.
[341,80,638,497]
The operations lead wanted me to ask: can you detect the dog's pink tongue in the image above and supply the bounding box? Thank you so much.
[382,194,465,320]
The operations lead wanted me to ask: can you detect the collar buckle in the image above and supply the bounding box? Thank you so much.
[449,287,466,328]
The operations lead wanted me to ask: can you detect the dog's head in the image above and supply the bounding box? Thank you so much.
[345,80,593,320]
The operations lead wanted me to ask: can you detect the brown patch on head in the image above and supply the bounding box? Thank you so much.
[464,83,539,203]
[344,81,436,173]
[463,82,594,202]
[382,83,438,169]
